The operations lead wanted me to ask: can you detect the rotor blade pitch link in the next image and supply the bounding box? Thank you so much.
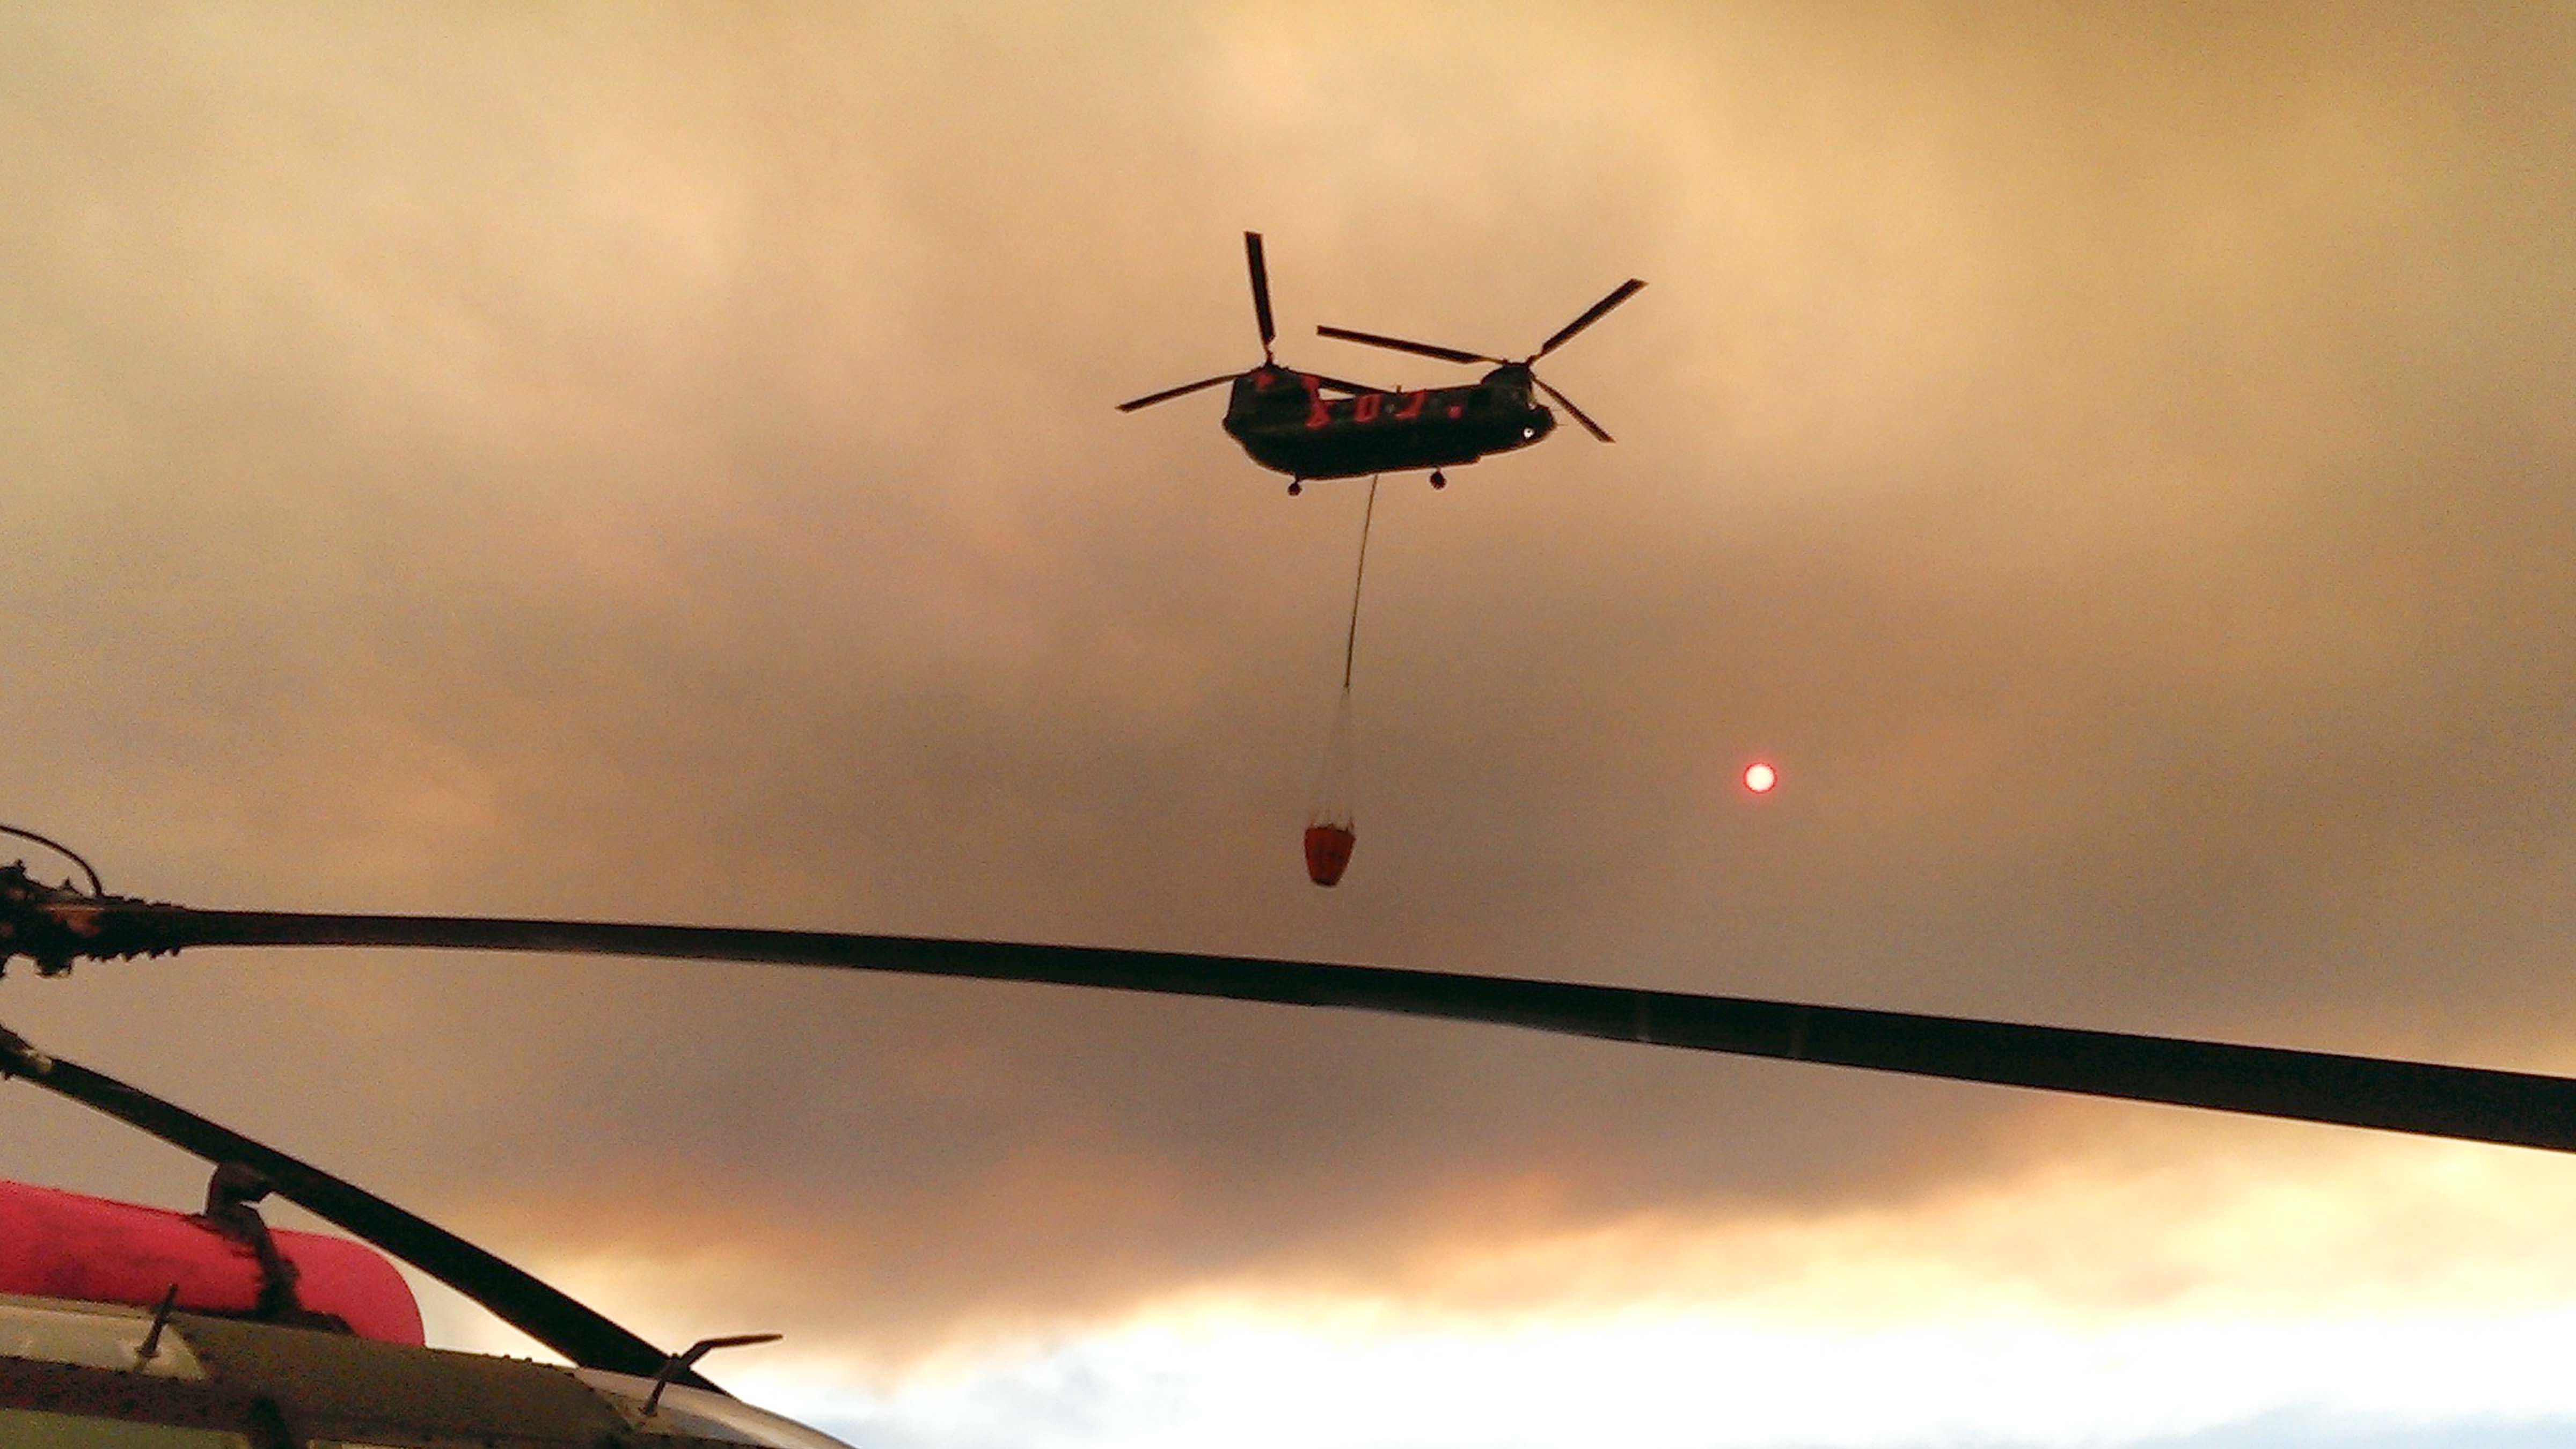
[54,903,2576,1156]
[0,1022,721,1392]
[0,822,105,896]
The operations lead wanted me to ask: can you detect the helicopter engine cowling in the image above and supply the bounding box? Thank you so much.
[0,1177,425,1344]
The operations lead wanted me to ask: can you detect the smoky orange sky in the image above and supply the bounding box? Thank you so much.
[5,0,2576,1385]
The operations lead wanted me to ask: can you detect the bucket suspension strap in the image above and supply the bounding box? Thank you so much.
[1342,475,1380,692]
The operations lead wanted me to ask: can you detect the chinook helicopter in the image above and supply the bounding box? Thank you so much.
[9,828,2576,1448]
[1118,233,1643,494]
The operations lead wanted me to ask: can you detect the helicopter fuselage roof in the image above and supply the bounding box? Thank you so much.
[0,1291,851,1449]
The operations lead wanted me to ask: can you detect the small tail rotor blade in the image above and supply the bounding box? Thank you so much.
[1534,278,1645,360]
[1533,374,1614,442]
[1118,372,1240,412]
[1246,232,1276,359]
[1316,325,1496,367]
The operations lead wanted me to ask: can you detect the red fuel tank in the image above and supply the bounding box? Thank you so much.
[0,1179,424,1345]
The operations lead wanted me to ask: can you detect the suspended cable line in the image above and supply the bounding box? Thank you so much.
[1306,475,1380,887]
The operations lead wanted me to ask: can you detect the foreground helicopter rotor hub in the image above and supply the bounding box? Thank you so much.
[0,864,173,979]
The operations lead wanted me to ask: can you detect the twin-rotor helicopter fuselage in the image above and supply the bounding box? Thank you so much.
[1217,362,1554,491]
[1121,233,1641,494]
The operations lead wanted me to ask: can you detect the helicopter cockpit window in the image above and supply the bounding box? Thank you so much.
[0,1409,247,1448]
[0,1295,207,1379]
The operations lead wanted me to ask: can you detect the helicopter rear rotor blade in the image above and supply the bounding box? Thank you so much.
[58,903,2576,1157]
[0,1023,718,1392]
[1245,232,1276,358]
[1117,372,1239,412]
[1307,374,1392,398]
[1315,325,1496,367]
[1532,374,1614,443]
[1533,278,1645,360]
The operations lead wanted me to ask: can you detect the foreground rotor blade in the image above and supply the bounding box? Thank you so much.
[0,1026,716,1391]
[1117,372,1238,412]
[1245,231,1276,355]
[74,905,2576,1155]
[1532,374,1614,443]
[1316,325,1495,367]
[1534,278,1645,358]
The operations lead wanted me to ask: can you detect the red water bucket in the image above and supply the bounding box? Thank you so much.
[1304,824,1355,887]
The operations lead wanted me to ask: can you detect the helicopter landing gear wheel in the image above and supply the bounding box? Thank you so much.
[1430,470,1446,489]
[1287,480,1302,497]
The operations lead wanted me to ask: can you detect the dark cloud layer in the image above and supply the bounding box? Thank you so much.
[4,2,2574,1360]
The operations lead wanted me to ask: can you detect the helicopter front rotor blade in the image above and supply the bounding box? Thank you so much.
[0,1023,719,1392]
[1245,232,1276,357]
[1315,325,1495,367]
[1533,278,1645,360]
[66,904,2576,1157]
[1117,372,1239,412]
[1532,374,1614,443]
